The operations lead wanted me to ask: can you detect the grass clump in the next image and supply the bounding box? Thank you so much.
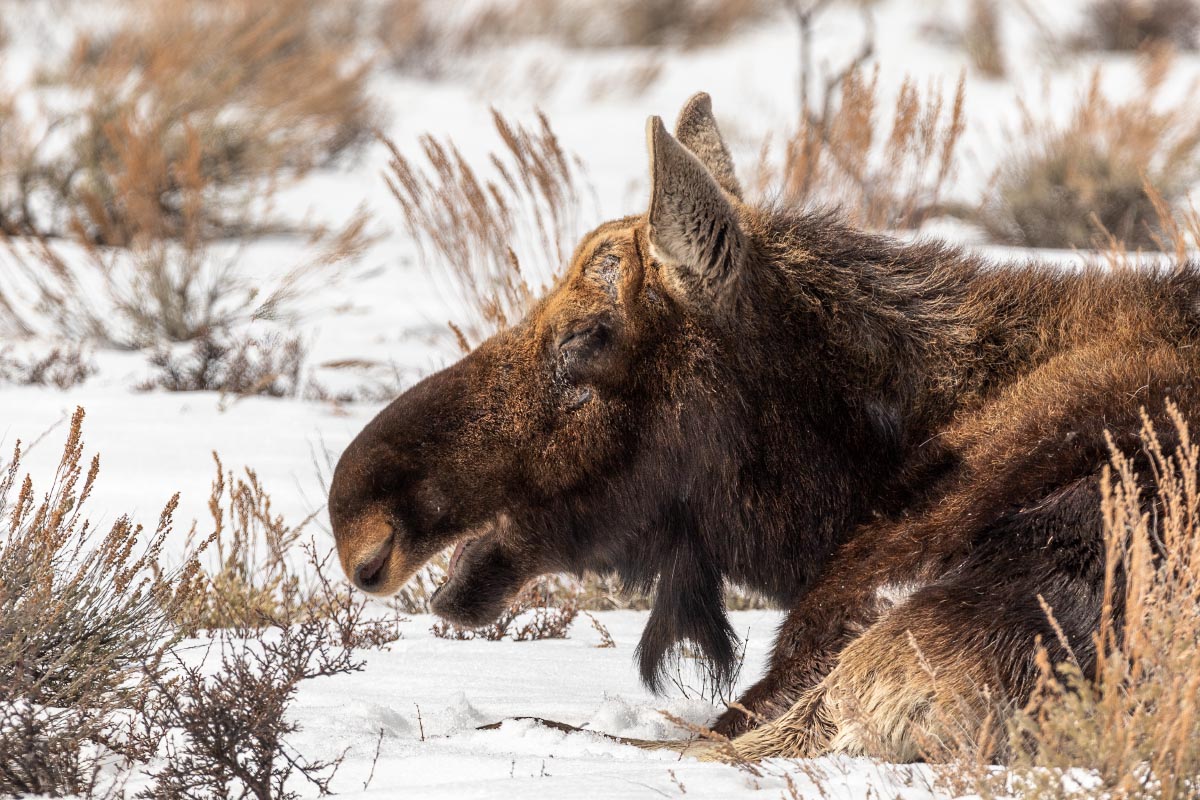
[0,345,94,389]
[385,110,592,345]
[932,401,1200,799]
[52,0,373,246]
[0,408,399,796]
[140,334,306,398]
[0,0,375,346]
[375,0,773,74]
[981,54,1200,250]
[0,407,206,796]
[1081,0,1200,52]
[173,454,403,650]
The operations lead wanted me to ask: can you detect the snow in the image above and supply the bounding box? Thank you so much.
[1,0,1188,795]
[155,612,945,800]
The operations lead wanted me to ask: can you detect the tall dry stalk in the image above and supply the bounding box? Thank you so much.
[936,401,1200,799]
[173,453,403,648]
[384,110,593,345]
[760,66,966,231]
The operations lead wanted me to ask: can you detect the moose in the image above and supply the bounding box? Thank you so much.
[328,93,1200,761]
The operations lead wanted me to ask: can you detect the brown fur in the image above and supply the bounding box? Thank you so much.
[328,93,1200,761]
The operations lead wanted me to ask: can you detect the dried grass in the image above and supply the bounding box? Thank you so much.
[0,409,397,796]
[173,454,404,650]
[49,0,374,246]
[0,0,377,341]
[758,65,966,231]
[980,52,1200,250]
[932,402,1200,799]
[384,110,592,345]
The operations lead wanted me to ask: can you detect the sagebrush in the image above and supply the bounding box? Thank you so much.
[981,52,1200,249]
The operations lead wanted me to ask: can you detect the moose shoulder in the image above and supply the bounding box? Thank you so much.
[328,92,1200,761]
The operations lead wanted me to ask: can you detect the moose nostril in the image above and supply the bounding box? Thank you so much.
[354,539,392,591]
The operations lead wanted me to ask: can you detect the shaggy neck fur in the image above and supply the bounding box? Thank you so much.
[618,207,1200,691]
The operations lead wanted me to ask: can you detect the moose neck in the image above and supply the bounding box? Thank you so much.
[670,213,1043,602]
[606,212,1058,691]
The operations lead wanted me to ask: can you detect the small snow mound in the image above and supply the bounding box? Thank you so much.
[364,703,413,736]
[440,691,486,732]
[586,696,720,740]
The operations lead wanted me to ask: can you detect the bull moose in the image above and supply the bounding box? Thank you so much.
[328,92,1200,761]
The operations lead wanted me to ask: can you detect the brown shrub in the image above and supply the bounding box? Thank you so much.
[385,111,592,345]
[375,0,772,72]
[138,622,359,800]
[140,334,305,398]
[980,54,1200,250]
[0,407,205,796]
[758,65,966,231]
[171,456,313,638]
[173,454,404,649]
[0,410,394,796]
[2,202,371,347]
[529,0,774,49]
[1082,0,1200,51]
[0,344,94,389]
[49,0,374,246]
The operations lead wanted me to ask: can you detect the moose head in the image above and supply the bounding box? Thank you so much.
[329,94,825,689]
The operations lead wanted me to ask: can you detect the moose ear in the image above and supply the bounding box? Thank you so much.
[673,92,741,200]
[646,115,746,311]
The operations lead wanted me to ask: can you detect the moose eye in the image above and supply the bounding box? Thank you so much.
[556,325,607,357]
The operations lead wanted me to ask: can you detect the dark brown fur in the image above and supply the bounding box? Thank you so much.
[328,93,1200,760]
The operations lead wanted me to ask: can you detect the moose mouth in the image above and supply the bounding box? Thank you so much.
[447,538,471,577]
[427,514,532,627]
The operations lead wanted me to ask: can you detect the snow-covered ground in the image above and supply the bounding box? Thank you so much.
[131,612,946,800]
[3,0,1197,796]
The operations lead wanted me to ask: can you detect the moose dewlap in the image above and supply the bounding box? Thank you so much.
[328,92,1200,762]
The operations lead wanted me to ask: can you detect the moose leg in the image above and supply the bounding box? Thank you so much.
[711,524,940,737]
[717,351,1195,742]
[711,563,885,736]
[716,471,1112,762]
[716,571,1088,761]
